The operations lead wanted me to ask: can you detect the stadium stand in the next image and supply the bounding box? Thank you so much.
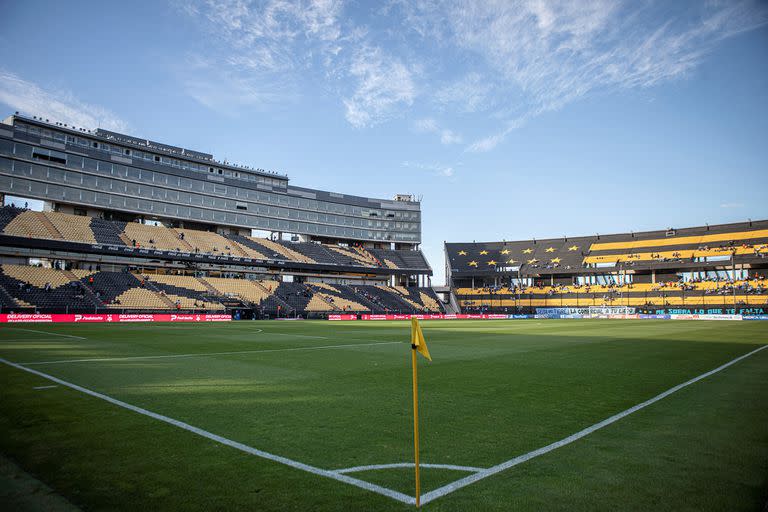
[0,266,444,316]
[140,274,225,310]
[0,264,96,311]
[0,113,438,318]
[305,283,371,312]
[90,218,128,246]
[448,220,768,314]
[0,206,430,273]
[0,205,23,232]
[44,212,97,245]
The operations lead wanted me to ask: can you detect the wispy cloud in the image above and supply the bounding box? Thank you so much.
[343,46,416,128]
[412,117,462,145]
[0,70,128,132]
[466,116,530,153]
[413,118,438,133]
[440,129,462,145]
[179,1,768,140]
[720,202,745,209]
[181,55,297,116]
[434,72,493,113]
[396,0,768,152]
[402,160,455,178]
[179,0,345,112]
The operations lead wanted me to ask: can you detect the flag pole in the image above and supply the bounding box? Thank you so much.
[411,344,421,507]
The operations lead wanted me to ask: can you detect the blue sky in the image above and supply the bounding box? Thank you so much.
[1,0,767,284]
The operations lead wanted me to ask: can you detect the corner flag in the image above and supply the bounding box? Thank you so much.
[410,316,431,507]
[411,316,431,361]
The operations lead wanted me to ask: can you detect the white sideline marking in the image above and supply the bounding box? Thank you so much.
[0,338,82,342]
[23,341,402,365]
[335,463,484,474]
[270,332,330,339]
[3,343,764,506]
[0,357,415,505]
[418,344,768,505]
[3,328,85,340]
[33,385,58,390]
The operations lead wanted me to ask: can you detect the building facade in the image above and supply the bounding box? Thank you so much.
[0,114,421,247]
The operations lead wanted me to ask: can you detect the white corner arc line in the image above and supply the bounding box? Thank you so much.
[335,463,485,474]
[3,344,764,507]
[0,357,415,505]
[23,341,402,365]
[419,344,768,505]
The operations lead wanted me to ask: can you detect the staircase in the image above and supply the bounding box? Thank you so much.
[62,270,101,308]
[256,281,294,312]
[118,232,133,246]
[37,212,64,239]
[167,229,196,252]
[354,246,381,267]
[447,291,462,314]
[0,282,20,309]
[196,276,222,295]
[339,285,380,311]
[135,274,177,309]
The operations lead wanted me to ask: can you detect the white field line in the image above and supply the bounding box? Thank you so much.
[5,338,764,507]
[0,357,415,505]
[419,343,768,505]
[3,328,85,340]
[335,463,484,474]
[23,341,402,365]
[33,385,58,390]
[270,332,330,339]
[267,332,403,345]
[0,338,85,342]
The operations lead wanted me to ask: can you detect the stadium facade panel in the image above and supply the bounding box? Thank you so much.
[0,114,421,245]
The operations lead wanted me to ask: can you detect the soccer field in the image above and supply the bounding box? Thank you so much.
[0,319,766,511]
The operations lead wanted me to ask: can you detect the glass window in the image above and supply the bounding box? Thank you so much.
[12,161,31,176]
[83,158,98,171]
[14,143,33,158]
[0,139,13,155]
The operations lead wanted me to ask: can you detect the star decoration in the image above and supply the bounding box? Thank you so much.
[500,249,510,255]
[568,245,579,251]
[468,260,478,267]
[527,258,538,264]
[458,250,467,256]
[487,260,497,266]
[522,248,533,254]
[551,257,561,263]
[545,247,556,253]
[479,250,488,255]
[507,258,516,264]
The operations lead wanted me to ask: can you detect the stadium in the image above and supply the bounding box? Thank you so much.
[1,3,767,512]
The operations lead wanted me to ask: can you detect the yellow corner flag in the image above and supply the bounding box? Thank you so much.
[411,316,431,361]
[410,316,431,507]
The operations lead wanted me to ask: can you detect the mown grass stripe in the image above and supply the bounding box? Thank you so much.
[420,344,768,505]
[0,356,415,505]
[23,341,402,365]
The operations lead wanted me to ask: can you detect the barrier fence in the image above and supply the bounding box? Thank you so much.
[0,312,765,323]
[0,313,232,323]
[329,313,767,321]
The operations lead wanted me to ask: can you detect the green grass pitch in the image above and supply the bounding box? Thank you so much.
[0,319,766,511]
